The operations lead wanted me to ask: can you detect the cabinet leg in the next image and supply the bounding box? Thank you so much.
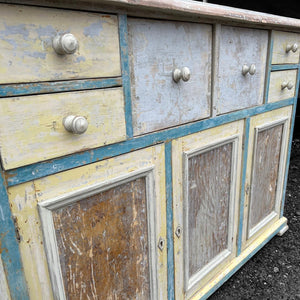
[277,224,289,236]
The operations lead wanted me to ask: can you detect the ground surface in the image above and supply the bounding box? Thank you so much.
[208,139,300,300]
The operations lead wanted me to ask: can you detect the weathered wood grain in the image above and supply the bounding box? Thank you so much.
[272,31,300,64]
[0,88,126,170]
[0,4,121,84]
[128,18,211,135]
[0,255,11,300]
[216,26,268,114]
[52,177,150,300]
[188,142,232,277]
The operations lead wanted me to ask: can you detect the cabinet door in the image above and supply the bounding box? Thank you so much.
[128,18,212,136]
[172,121,244,299]
[215,26,268,114]
[242,106,292,250]
[9,146,167,300]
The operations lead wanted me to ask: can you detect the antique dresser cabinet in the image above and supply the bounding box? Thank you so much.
[0,0,299,299]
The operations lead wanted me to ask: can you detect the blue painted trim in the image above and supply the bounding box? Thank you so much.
[237,117,250,255]
[0,77,122,97]
[200,221,286,300]
[165,142,175,300]
[265,35,274,104]
[280,67,300,217]
[7,98,294,186]
[271,64,299,71]
[0,169,29,300]
[118,14,133,138]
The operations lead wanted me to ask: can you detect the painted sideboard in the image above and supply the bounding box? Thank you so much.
[0,1,300,299]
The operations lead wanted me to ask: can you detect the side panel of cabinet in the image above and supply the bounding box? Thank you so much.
[128,18,212,136]
[242,106,292,250]
[8,146,167,300]
[172,121,244,299]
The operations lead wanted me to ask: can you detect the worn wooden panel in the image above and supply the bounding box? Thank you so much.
[128,18,212,136]
[249,124,283,232]
[0,255,11,300]
[216,26,268,114]
[188,143,232,277]
[0,4,120,84]
[272,31,300,64]
[52,177,150,300]
[0,88,126,169]
[268,70,297,102]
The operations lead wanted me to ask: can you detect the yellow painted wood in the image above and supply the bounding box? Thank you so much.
[7,182,54,300]
[0,4,121,84]
[0,88,126,170]
[268,70,297,102]
[271,31,300,64]
[190,217,287,300]
[32,146,167,299]
[242,106,292,251]
[172,120,244,300]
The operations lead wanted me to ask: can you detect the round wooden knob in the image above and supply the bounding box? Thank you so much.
[281,81,294,90]
[286,43,298,53]
[63,115,88,134]
[172,67,191,83]
[242,64,256,76]
[53,33,78,55]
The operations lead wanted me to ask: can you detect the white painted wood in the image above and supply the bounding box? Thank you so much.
[0,255,11,300]
[52,33,78,55]
[128,18,212,135]
[277,224,289,236]
[216,25,268,114]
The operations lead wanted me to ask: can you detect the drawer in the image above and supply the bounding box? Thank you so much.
[0,88,126,170]
[128,18,212,136]
[268,69,298,102]
[271,31,300,64]
[216,26,268,114]
[0,4,121,84]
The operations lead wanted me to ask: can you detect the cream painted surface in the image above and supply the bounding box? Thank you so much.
[0,4,121,84]
[19,146,166,299]
[242,106,292,251]
[0,255,11,300]
[272,31,300,64]
[172,120,244,300]
[268,70,297,102]
[7,182,54,300]
[0,88,126,170]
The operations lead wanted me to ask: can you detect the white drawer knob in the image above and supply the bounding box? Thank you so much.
[53,33,78,55]
[172,67,191,83]
[242,64,256,76]
[63,115,88,134]
[286,43,298,53]
[281,81,294,90]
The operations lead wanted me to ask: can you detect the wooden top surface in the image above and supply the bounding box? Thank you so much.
[1,0,300,31]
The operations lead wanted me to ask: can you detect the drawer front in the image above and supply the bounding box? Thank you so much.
[272,31,300,65]
[0,88,126,170]
[268,70,297,102]
[0,4,121,84]
[128,18,212,136]
[216,26,268,114]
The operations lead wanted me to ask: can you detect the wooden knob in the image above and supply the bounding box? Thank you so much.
[53,33,78,55]
[63,115,88,134]
[281,81,294,90]
[172,67,191,83]
[286,43,298,53]
[242,64,256,76]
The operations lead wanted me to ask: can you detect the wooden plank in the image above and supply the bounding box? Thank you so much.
[0,88,126,169]
[128,18,211,135]
[0,255,11,300]
[0,4,121,84]
[268,70,297,102]
[52,177,150,299]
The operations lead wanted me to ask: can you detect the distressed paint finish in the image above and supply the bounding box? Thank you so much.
[128,18,212,135]
[0,255,11,300]
[188,143,232,278]
[52,177,150,299]
[0,4,121,84]
[271,31,300,65]
[268,70,297,102]
[249,124,283,231]
[242,106,292,250]
[0,88,126,169]
[216,26,268,114]
[7,182,54,300]
[172,121,243,299]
